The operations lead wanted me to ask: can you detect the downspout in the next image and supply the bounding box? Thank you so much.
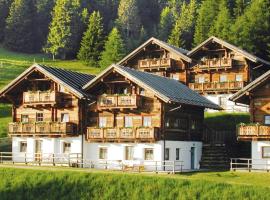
[162,103,166,171]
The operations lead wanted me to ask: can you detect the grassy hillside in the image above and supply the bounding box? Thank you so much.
[0,167,269,199]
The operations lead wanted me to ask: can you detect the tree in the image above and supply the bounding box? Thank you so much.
[233,0,250,17]
[44,0,83,59]
[168,0,197,49]
[158,6,174,41]
[209,0,232,41]
[0,0,12,42]
[194,0,220,45]
[77,11,104,67]
[99,27,125,68]
[231,0,270,60]
[4,0,38,53]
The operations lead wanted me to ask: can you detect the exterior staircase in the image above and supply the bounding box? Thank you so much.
[200,145,230,170]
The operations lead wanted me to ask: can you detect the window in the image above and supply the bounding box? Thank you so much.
[165,148,170,160]
[144,148,154,160]
[99,117,107,128]
[172,74,179,80]
[176,148,180,160]
[191,120,196,130]
[165,118,170,128]
[143,116,152,127]
[219,97,227,107]
[262,147,270,158]
[20,141,27,152]
[61,113,69,123]
[99,147,108,159]
[36,113,44,122]
[21,115,29,123]
[198,76,205,83]
[220,75,227,82]
[125,146,134,160]
[63,142,71,153]
[139,88,145,95]
[124,116,133,127]
[236,74,243,82]
[264,116,270,125]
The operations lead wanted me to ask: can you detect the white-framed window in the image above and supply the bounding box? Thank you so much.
[20,141,27,152]
[99,147,108,159]
[165,148,170,160]
[99,117,107,128]
[262,146,270,158]
[124,116,133,128]
[139,88,145,95]
[220,75,227,82]
[236,74,243,82]
[63,142,71,153]
[125,146,134,160]
[21,115,29,123]
[144,148,154,160]
[36,113,44,122]
[143,116,152,127]
[176,148,180,161]
[198,76,205,83]
[61,113,69,122]
[264,115,270,125]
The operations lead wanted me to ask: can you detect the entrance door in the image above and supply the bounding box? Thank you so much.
[35,140,42,161]
[191,147,195,170]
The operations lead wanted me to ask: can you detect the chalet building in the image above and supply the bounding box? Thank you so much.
[82,64,221,170]
[118,36,270,112]
[0,64,94,162]
[230,70,270,169]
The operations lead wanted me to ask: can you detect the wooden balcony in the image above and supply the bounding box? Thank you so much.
[8,122,77,136]
[189,81,246,93]
[86,127,159,142]
[23,91,60,106]
[195,58,232,70]
[97,94,141,110]
[138,58,171,69]
[237,124,270,141]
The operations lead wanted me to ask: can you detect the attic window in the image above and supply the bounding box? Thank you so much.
[265,116,270,125]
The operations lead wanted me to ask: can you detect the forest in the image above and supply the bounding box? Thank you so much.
[0,0,269,68]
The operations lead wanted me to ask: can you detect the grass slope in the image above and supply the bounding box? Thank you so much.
[0,167,270,200]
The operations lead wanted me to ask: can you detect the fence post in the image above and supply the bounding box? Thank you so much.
[25,153,27,165]
[230,158,232,171]
[105,161,107,170]
[76,153,79,167]
[155,161,158,173]
[248,159,251,172]
[52,154,55,166]
[68,154,71,167]
[172,161,175,174]
[0,152,2,163]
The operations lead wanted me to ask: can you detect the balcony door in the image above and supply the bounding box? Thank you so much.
[35,140,42,161]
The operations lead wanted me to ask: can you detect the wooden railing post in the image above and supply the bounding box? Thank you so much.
[52,153,55,166]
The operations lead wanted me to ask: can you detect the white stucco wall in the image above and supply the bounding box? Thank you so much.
[251,141,270,170]
[204,94,249,112]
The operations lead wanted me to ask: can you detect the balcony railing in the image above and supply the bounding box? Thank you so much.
[237,124,270,140]
[189,81,246,93]
[195,58,232,70]
[86,127,159,142]
[8,122,77,136]
[97,94,141,109]
[138,58,171,69]
[23,91,60,105]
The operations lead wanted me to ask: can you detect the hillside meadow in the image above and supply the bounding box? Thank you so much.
[0,166,269,199]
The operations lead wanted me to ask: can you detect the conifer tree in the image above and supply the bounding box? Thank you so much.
[209,0,232,40]
[194,0,220,45]
[0,0,12,42]
[99,27,125,68]
[44,0,83,59]
[231,0,270,60]
[4,0,38,52]
[168,0,197,49]
[77,11,104,67]
[158,7,174,41]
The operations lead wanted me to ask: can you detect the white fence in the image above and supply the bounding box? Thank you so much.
[0,152,183,173]
[230,158,270,172]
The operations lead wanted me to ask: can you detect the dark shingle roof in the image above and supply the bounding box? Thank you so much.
[0,64,95,99]
[84,64,221,110]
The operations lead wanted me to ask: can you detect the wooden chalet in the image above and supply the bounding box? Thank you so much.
[117,37,192,84]
[83,64,221,143]
[0,64,94,138]
[230,70,270,141]
[187,36,270,95]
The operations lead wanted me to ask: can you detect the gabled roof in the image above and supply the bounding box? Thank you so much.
[117,37,191,64]
[188,36,270,66]
[230,70,270,104]
[83,64,221,110]
[0,63,95,99]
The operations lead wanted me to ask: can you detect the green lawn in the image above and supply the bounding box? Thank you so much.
[0,167,269,199]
